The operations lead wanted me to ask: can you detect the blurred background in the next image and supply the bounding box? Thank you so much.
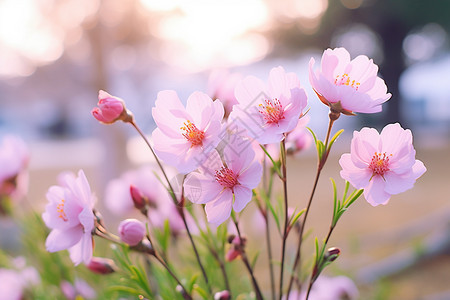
[1,0,450,299]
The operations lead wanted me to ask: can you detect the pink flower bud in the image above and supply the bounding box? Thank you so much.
[214,290,231,300]
[92,90,132,124]
[86,257,116,274]
[130,185,146,210]
[118,219,146,246]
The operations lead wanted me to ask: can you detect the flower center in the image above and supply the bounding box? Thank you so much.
[56,199,68,222]
[369,152,391,178]
[334,74,360,90]
[180,120,205,146]
[258,98,285,124]
[215,167,238,189]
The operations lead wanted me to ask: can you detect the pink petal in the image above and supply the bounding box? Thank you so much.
[184,172,222,204]
[364,176,391,206]
[46,226,83,253]
[267,66,290,100]
[69,232,93,265]
[235,76,268,106]
[205,189,233,225]
[238,161,263,189]
[232,186,252,212]
[339,153,371,189]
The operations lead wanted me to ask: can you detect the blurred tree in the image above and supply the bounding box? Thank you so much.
[272,0,450,127]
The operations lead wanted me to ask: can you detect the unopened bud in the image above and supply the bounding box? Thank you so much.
[87,257,116,274]
[130,185,147,211]
[118,219,146,246]
[214,290,231,300]
[325,247,341,262]
[92,90,133,124]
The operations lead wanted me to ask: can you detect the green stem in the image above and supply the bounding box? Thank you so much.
[278,139,289,300]
[285,117,336,299]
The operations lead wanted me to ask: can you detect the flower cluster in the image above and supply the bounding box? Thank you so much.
[35,47,426,300]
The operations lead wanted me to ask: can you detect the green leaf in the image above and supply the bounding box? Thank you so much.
[289,208,305,228]
[307,127,324,160]
[327,129,344,151]
[251,251,260,270]
[261,189,280,231]
[107,285,143,296]
[260,144,282,177]
[193,284,210,300]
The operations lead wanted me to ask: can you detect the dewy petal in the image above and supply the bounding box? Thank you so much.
[205,189,233,225]
[45,226,83,253]
[364,176,391,206]
[232,185,252,212]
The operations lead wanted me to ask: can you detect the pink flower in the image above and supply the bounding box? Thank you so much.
[208,69,243,118]
[309,47,391,115]
[184,137,262,225]
[339,123,426,206]
[92,90,131,124]
[229,66,308,144]
[0,269,23,300]
[282,276,358,300]
[61,279,96,300]
[118,219,146,246]
[42,170,96,265]
[0,135,29,199]
[152,90,224,173]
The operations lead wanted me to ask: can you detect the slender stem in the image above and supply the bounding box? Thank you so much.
[129,121,176,201]
[208,245,231,292]
[130,120,211,294]
[265,208,276,300]
[233,216,264,300]
[153,254,193,300]
[278,139,289,300]
[178,195,212,294]
[285,117,336,298]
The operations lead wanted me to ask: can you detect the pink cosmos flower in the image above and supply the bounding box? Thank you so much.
[104,165,187,234]
[339,123,426,206]
[184,137,262,225]
[42,170,96,265]
[92,90,132,124]
[208,69,243,118]
[282,276,358,300]
[229,66,308,144]
[309,47,391,115]
[152,90,224,173]
[0,135,29,200]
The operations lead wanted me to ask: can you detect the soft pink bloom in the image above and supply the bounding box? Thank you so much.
[0,269,23,300]
[92,90,130,124]
[339,123,426,206]
[0,265,40,300]
[152,90,224,173]
[229,66,308,144]
[118,218,146,246]
[282,276,358,300]
[42,170,96,265]
[61,279,96,300]
[0,135,29,199]
[225,235,245,262]
[309,47,391,114]
[184,137,262,225]
[208,69,243,118]
[104,166,187,234]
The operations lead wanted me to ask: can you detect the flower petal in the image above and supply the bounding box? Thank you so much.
[232,185,252,212]
[205,189,233,225]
